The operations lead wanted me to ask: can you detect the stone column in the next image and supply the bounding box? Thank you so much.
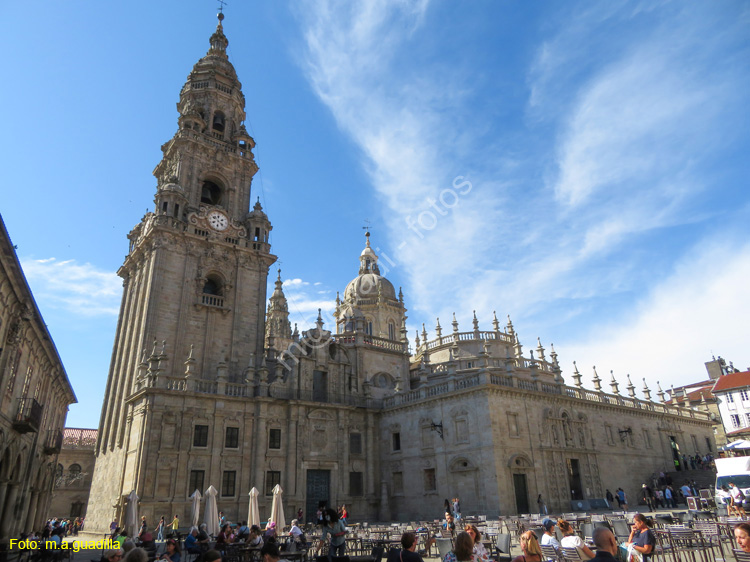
[24,491,39,532]
[0,482,20,538]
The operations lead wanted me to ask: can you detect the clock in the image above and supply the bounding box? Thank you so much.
[208,210,228,231]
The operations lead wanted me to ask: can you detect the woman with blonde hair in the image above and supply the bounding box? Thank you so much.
[558,519,594,560]
[464,524,489,562]
[443,531,475,562]
[511,531,542,562]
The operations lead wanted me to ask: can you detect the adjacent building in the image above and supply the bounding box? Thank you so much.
[712,367,750,440]
[85,14,717,531]
[0,215,77,541]
[48,428,97,520]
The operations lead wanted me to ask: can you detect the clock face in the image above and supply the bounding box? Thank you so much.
[208,210,228,231]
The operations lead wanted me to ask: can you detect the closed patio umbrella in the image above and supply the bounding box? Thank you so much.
[204,485,219,537]
[190,489,202,528]
[270,484,285,530]
[125,490,139,537]
[248,487,260,527]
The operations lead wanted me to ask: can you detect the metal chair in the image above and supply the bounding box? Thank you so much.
[495,533,512,562]
[560,547,583,562]
[435,538,453,560]
[540,544,561,562]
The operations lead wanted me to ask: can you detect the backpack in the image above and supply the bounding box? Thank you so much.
[737,488,746,501]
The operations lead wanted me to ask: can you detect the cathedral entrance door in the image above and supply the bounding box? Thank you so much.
[669,436,682,471]
[306,469,330,523]
[513,473,529,514]
[567,459,583,500]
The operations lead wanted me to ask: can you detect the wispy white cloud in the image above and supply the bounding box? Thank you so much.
[279,276,337,328]
[20,257,121,316]
[294,0,749,384]
[561,237,750,397]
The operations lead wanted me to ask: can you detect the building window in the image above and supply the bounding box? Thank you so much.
[742,390,750,401]
[421,424,434,449]
[643,430,652,449]
[388,321,395,340]
[424,468,436,492]
[466,361,474,369]
[69,464,82,477]
[365,320,373,336]
[269,428,281,450]
[706,437,712,452]
[225,427,239,448]
[189,470,205,495]
[350,432,362,455]
[392,432,401,452]
[162,201,168,214]
[727,393,735,403]
[222,471,236,497]
[349,472,364,496]
[265,471,281,495]
[201,180,222,205]
[731,414,741,428]
[455,417,469,444]
[605,425,614,445]
[56,464,63,479]
[691,434,699,452]
[193,425,209,447]
[507,413,519,438]
[393,472,403,495]
[313,370,328,402]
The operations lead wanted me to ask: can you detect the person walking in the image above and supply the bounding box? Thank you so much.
[537,494,547,516]
[155,517,165,541]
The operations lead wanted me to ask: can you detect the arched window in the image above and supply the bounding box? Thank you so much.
[201,180,222,205]
[69,464,81,477]
[365,319,373,336]
[388,321,396,341]
[202,276,222,296]
[56,464,63,478]
[212,111,226,132]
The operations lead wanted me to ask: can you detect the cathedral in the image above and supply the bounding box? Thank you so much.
[86,14,716,531]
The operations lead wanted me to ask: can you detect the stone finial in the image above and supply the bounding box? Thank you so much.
[435,318,442,338]
[292,323,299,341]
[335,291,341,307]
[592,366,602,392]
[415,330,420,349]
[656,381,666,403]
[626,374,636,399]
[452,312,459,333]
[492,311,500,332]
[536,338,545,362]
[610,370,620,395]
[642,378,652,401]
[572,361,582,388]
[316,308,324,329]
[506,315,515,337]
[400,317,408,343]
[472,310,479,331]
[151,339,159,357]
[398,287,404,304]
[529,350,538,381]
[160,340,167,356]
[549,343,560,367]
[421,323,428,344]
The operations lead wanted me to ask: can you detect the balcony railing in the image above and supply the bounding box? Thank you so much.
[13,397,43,434]
[44,428,64,454]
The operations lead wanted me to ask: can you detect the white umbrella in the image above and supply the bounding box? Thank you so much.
[125,490,139,537]
[248,487,260,527]
[204,485,219,537]
[270,484,285,530]
[190,489,202,528]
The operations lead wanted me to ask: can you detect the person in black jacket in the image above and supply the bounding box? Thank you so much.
[386,533,424,562]
[589,528,618,562]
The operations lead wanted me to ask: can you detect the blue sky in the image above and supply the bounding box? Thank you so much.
[2,1,748,428]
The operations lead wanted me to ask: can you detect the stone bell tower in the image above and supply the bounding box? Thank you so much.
[87,13,275,532]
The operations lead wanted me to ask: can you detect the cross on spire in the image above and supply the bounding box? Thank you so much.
[217,0,227,14]
[362,219,371,234]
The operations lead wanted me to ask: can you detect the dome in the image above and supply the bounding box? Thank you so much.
[345,273,397,301]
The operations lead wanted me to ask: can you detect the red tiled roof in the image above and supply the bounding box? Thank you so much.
[665,381,716,405]
[726,426,750,437]
[713,371,750,393]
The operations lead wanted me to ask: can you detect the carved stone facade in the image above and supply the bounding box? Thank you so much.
[0,215,77,541]
[85,15,718,533]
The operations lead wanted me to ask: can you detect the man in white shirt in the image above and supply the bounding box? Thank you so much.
[540,519,560,552]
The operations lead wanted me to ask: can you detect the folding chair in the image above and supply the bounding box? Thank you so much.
[436,538,453,561]
[560,547,583,562]
[540,545,561,562]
